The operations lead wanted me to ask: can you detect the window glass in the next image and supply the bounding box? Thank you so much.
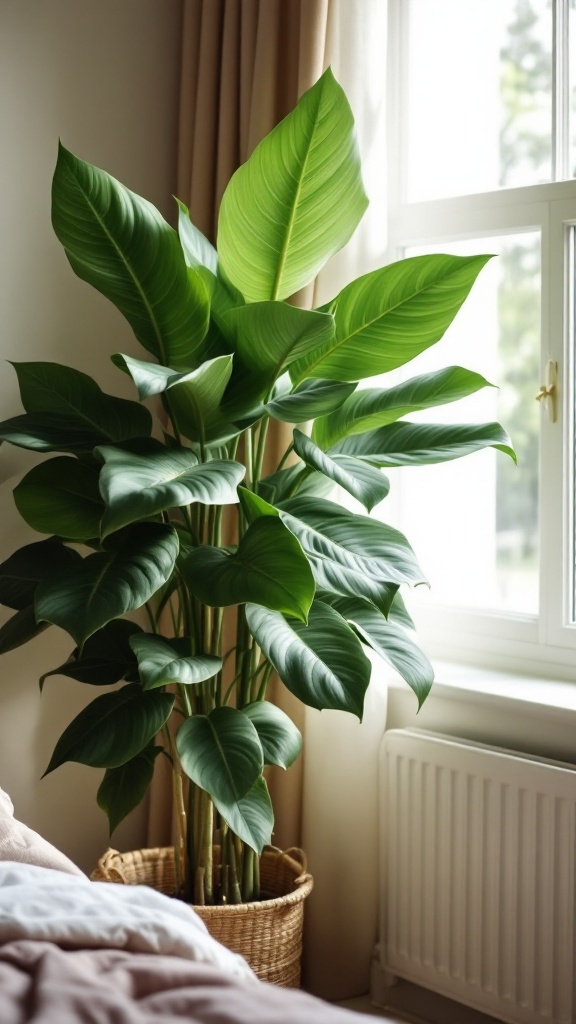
[385,234,540,615]
[406,0,553,200]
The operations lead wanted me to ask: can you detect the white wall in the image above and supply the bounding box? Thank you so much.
[0,0,182,872]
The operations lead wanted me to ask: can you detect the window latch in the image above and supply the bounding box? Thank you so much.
[535,360,558,423]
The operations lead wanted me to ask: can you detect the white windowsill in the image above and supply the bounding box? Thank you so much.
[424,660,576,715]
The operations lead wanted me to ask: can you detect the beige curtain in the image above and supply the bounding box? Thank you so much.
[146,0,333,852]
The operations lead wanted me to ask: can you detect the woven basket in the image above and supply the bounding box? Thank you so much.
[92,845,313,988]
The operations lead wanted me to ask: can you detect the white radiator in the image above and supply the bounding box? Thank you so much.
[375,729,576,1024]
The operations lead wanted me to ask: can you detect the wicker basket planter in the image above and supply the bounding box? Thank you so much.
[92,845,313,988]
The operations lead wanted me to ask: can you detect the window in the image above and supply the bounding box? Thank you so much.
[384,0,576,677]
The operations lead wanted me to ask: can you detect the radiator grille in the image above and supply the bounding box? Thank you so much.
[380,730,576,1024]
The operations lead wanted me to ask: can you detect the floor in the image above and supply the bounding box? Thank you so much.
[337,996,417,1022]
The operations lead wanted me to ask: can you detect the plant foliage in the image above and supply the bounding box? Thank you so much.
[0,69,515,903]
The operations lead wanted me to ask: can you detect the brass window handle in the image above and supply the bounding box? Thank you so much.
[535,360,558,423]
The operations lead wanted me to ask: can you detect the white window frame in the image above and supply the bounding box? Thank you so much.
[385,0,576,679]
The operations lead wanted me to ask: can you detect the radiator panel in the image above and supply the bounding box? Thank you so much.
[380,730,576,1024]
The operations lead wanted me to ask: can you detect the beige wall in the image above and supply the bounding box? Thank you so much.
[0,0,182,872]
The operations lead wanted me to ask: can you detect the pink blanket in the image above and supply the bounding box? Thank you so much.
[0,940,370,1023]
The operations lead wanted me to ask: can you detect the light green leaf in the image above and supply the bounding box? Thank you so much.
[97,443,244,537]
[212,776,274,855]
[181,517,315,622]
[14,457,103,540]
[177,200,218,273]
[97,744,163,834]
[265,378,356,423]
[290,254,492,383]
[242,702,302,769]
[52,145,210,367]
[332,421,517,466]
[312,366,494,449]
[278,497,425,613]
[246,600,371,716]
[292,429,389,511]
[163,355,234,443]
[176,706,263,803]
[35,523,179,646]
[224,302,335,376]
[129,633,221,689]
[218,68,368,302]
[43,683,174,773]
[323,593,434,708]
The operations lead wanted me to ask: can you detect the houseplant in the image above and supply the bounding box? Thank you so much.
[0,70,514,910]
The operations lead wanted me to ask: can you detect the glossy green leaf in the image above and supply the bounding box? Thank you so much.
[246,600,370,716]
[97,744,164,834]
[129,633,221,689]
[265,378,356,423]
[52,144,210,366]
[0,606,50,654]
[6,362,151,450]
[212,776,274,855]
[323,593,434,708]
[292,429,389,511]
[163,356,234,443]
[241,702,302,769]
[39,620,143,689]
[278,497,425,613]
[0,538,82,610]
[177,200,218,273]
[332,421,517,466]
[312,366,494,449]
[35,523,179,646]
[218,68,368,302]
[14,457,103,540]
[224,302,334,376]
[44,683,174,774]
[97,444,244,537]
[181,517,314,622]
[176,706,263,803]
[290,254,492,383]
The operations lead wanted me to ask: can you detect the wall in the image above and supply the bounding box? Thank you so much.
[0,0,182,872]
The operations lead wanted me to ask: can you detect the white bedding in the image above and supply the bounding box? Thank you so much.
[0,861,253,980]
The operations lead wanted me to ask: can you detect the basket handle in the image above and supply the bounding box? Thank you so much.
[92,848,129,883]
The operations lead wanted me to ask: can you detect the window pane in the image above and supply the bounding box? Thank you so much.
[406,0,553,200]
[386,235,540,615]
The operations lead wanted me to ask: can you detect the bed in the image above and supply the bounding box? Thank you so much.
[0,787,386,1023]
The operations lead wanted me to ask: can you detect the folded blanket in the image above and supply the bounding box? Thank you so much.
[0,788,84,876]
[0,862,252,979]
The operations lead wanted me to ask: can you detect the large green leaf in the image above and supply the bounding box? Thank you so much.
[217,68,368,302]
[40,620,143,689]
[2,362,152,454]
[241,701,302,769]
[181,517,315,622]
[0,538,82,610]
[35,523,179,646]
[292,429,389,511]
[52,145,210,367]
[43,683,174,774]
[265,378,356,423]
[289,254,492,383]
[224,302,335,376]
[97,444,244,537]
[129,634,221,690]
[177,200,218,273]
[14,457,103,540]
[176,706,263,803]
[312,366,494,449]
[278,497,424,613]
[323,593,434,708]
[212,776,274,855]
[332,421,517,466]
[245,600,370,716]
[97,744,164,834]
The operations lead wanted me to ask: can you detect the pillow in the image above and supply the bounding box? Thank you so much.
[0,786,84,876]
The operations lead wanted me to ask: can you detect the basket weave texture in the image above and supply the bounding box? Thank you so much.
[92,845,313,988]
